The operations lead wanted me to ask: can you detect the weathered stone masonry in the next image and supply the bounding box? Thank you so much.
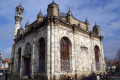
[11,1,106,80]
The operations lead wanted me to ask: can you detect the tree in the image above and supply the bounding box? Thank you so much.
[114,48,120,73]
[116,49,120,61]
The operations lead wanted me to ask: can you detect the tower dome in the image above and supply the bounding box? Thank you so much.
[85,18,90,31]
[48,0,58,7]
[25,21,29,27]
[67,8,73,23]
[25,21,29,32]
[85,18,89,25]
[47,0,59,17]
[37,10,43,18]
[37,10,43,23]
[15,3,24,22]
[94,22,99,27]
[93,22,101,35]
[16,3,24,11]
[67,8,72,16]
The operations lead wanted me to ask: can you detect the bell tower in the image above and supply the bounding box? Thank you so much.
[14,3,24,39]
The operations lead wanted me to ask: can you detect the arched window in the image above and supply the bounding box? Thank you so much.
[94,45,100,71]
[18,48,21,72]
[60,37,71,71]
[39,38,45,72]
[25,43,31,54]
[24,43,31,76]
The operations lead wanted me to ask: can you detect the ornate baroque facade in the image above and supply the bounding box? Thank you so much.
[11,1,106,80]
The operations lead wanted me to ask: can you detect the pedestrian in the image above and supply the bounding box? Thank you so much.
[96,75,100,80]
[5,72,8,80]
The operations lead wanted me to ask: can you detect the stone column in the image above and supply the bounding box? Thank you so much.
[32,38,36,78]
[13,44,17,74]
[46,20,51,80]
[14,51,18,73]
[54,23,61,79]
[90,34,95,72]
[51,21,55,79]
[100,41,105,72]
[20,44,24,77]
[98,51,101,72]
[11,44,15,74]
[73,30,78,77]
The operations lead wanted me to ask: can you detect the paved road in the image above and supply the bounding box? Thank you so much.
[0,76,10,80]
[111,76,120,80]
[0,76,5,80]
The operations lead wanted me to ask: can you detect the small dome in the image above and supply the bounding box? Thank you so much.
[37,10,43,18]
[94,22,100,27]
[67,8,72,16]
[16,3,24,10]
[85,18,90,25]
[48,0,58,7]
[17,26,24,35]
[25,21,29,27]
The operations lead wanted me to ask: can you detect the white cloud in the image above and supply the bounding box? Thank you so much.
[0,24,14,39]
[3,47,12,58]
[104,0,120,11]
[111,21,120,30]
[2,47,12,59]
[104,40,120,59]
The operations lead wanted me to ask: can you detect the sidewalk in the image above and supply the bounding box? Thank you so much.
[0,76,10,80]
[107,75,120,80]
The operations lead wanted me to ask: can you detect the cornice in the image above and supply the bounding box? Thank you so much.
[15,16,104,43]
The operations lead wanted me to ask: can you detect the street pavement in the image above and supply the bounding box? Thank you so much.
[1,75,120,80]
[110,75,120,80]
[0,76,10,80]
[0,76,5,80]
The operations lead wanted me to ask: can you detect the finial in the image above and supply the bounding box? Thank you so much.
[40,9,41,13]
[27,20,29,23]
[37,9,43,18]
[67,7,72,16]
[53,0,54,2]
[85,17,89,24]
[20,2,21,6]
[95,21,96,25]
[69,7,71,11]
[25,20,29,26]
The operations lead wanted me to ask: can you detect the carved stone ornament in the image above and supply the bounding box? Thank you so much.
[23,54,30,58]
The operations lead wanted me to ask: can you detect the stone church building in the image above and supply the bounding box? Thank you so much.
[11,1,106,80]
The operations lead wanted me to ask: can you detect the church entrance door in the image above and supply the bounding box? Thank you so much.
[25,55,30,76]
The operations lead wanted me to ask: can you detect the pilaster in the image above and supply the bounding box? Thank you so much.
[31,38,36,78]
[51,21,55,79]
[46,20,51,80]
[20,43,24,77]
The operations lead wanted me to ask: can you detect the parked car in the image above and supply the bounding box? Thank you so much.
[0,72,4,76]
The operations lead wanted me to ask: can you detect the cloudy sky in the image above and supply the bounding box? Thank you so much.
[0,0,120,59]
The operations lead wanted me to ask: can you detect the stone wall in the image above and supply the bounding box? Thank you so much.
[13,22,105,80]
[14,26,47,78]
[49,23,105,79]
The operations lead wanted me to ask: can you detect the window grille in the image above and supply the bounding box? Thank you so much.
[39,38,45,72]
[60,38,70,71]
